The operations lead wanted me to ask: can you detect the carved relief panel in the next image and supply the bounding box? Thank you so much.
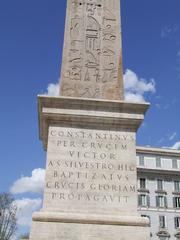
[60,0,123,100]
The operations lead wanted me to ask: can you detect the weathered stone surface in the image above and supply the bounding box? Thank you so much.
[38,96,149,150]
[29,96,150,240]
[44,126,137,215]
[59,0,124,100]
[37,96,149,217]
[30,218,150,240]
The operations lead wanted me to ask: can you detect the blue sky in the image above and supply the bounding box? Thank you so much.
[0,0,180,237]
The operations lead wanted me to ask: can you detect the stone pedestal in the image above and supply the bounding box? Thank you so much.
[30,96,150,240]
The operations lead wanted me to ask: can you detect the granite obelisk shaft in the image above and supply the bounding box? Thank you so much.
[60,0,124,100]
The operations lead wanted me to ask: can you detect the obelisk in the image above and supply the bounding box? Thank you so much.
[60,0,124,100]
[30,1,150,239]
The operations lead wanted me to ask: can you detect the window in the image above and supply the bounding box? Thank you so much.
[159,237,168,240]
[173,197,180,208]
[172,158,178,169]
[175,217,180,229]
[156,156,162,167]
[156,196,167,208]
[139,194,147,206]
[159,216,166,228]
[157,179,163,191]
[174,181,180,192]
[139,155,144,166]
[140,178,146,189]
[138,194,150,207]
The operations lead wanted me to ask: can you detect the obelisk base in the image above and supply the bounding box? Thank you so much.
[30,212,150,240]
[30,96,150,240]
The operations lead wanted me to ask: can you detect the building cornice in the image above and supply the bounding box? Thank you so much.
[137,167,180,176]
[136,146,180,158]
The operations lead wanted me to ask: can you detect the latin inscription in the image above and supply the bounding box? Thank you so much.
[44,127,137,210]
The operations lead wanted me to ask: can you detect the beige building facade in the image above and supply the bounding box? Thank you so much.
[137,146,180,240]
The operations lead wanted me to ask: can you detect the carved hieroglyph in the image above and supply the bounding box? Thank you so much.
[59,0,124,100]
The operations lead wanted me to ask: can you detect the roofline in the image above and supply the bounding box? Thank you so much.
[136,146,180,157]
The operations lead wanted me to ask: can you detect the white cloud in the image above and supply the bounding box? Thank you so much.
[124,69,156,103]
[155,103,161,109]
[10,168,45,194]
[158,132,177,146]
[155,97,176,111]
[141,122,147,128]
[161,25,179,39]
[155,95,162,100]
[46,82,59,96]
[125,92,145,103]
[163,104,170,110]
[169,132,177,141]
[158,137,165,144]
[15,198,42,226]
[172,141,180,150]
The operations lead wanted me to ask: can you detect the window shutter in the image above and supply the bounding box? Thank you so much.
[138,195,141,206]
[173,197,176,208]
[163,216,166,228]
[148,216,151,227]
[164,196,168,208]
[147,195,150,207]
[156,196,159,207]
[175,217,178,229]
[178,197,180,208]
[159,216,165,228]
[159,216,163,228]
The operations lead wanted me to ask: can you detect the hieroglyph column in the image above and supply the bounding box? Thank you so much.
[60,0,124,100]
